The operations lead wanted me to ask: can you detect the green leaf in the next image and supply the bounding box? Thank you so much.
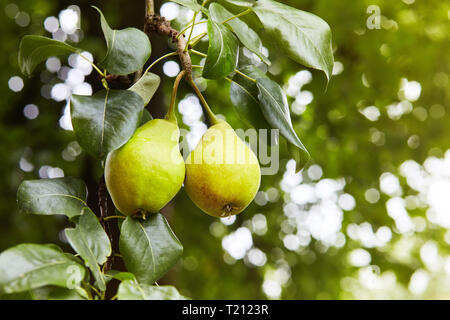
[202,18,239,79]
[222,0,255,7]
[209,3,269,65]
[229,65,270,129]
[1,285,88,300]
[253,0,334,80]
[117,280,187,300]
[17,177,88,218]
[119,215,183,285]
[256,78,310,169]
[31,286,86,300]
[93,6,151,75]
[170,0,209,14]
[71,89,144,159]
[288,142,308,173]
[65,207,111,292]
[0,244,86,294]
[106,271,136,282]
[129,72,160,105]
[18,35,79,77]
[0,291,34,300]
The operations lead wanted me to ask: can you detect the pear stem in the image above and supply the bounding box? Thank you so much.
[188,75,219,126]
[165,70,186,123]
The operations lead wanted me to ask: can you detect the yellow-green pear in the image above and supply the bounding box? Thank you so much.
[105,119,185,216]
[185,120,261,217]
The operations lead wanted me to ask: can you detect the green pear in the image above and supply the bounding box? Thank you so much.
[185,120,261,217]
[105,119,185,216]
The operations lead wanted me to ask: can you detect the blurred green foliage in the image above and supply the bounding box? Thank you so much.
[1,0,450,299]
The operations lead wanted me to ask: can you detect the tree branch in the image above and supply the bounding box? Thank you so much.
[98,175,113,273]
[146,0,155,17]
[134,0,156,82]
[144,15,192,78]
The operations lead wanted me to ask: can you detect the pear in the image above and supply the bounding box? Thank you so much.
[105,119,185,216]
[185,120,261,217]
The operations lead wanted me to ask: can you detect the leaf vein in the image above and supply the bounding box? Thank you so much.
[100,89,110,155]
[138,222,156,275]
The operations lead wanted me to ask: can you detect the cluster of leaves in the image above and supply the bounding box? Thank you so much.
[1,7,182,300]
[0,177,184,300]
[176,0,334,169]
[0,0,334,300]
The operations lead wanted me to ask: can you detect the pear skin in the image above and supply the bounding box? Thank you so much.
[185,120,261,217]
[105,119,185,216]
